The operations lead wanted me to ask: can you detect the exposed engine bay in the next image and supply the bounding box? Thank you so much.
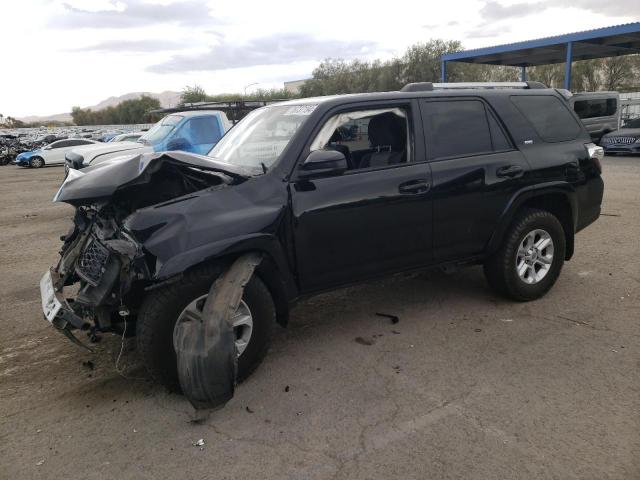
[49,152,248,345]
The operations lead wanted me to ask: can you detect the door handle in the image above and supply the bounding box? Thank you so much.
[398,179,430,194]
[496,165,524,178]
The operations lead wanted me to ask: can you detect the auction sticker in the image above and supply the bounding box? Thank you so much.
[284,105,317,116]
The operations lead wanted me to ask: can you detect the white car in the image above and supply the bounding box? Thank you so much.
[110,132,143,142]
[18,139,99,168]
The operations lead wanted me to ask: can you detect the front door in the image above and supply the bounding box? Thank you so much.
[290,102,433,292]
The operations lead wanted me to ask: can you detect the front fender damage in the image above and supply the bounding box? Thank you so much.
[173,252,262,418]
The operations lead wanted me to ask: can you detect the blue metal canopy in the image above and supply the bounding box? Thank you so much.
[441,23,640,90]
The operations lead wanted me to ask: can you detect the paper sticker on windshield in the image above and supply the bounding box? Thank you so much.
[284,105,317,116]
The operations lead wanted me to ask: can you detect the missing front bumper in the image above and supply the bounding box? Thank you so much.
[40,268,93,350]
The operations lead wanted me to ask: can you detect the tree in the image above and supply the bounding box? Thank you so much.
[602,56,633,91]
[180,85,209,104]
[70,95,160,125]
[528,64,564,88]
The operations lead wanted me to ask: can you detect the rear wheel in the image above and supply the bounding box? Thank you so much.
[30,156,44,168]
[136,265,276,391]
[484,208,566,301]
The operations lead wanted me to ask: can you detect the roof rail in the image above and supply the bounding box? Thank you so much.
[430,81,547,89]
[400,82,434,92]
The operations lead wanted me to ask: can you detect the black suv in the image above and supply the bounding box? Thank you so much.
[41,82,604,409]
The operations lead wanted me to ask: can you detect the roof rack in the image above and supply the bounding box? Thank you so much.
[400,81,547,92]
[149,99,288,123]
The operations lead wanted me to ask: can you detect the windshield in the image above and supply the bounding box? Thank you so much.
[207,104,315,171]
[622,118,640,129]
[139,115,183,145]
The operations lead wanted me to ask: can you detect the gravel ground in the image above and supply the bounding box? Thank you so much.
[1,157,638,480]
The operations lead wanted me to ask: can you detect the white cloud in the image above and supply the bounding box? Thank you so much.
[0,0,637,117]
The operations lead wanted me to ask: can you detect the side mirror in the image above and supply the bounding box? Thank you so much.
[299,149,348,178]
[167,137,190,151]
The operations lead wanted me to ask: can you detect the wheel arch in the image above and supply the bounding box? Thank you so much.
[156,239,296,328]
[486,184,577,261]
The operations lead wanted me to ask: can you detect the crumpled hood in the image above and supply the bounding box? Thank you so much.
[54,150,253,204]
[603,128,640,139]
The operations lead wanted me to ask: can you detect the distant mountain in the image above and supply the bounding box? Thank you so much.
[18,91,182,124]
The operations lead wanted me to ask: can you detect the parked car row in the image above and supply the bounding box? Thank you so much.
[0,124,153,166]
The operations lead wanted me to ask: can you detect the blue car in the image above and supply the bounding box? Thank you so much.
[65,111,232,170]
[14,149,41,166]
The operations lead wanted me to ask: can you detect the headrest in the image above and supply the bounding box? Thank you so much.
[368,112,405,150]
[329,129,343,143]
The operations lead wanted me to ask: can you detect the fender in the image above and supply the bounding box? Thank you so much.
[485,181,578,258]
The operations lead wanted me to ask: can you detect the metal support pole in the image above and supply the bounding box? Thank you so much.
[564,42,573,90]
[441,60,446,82]
[520,66,526,82]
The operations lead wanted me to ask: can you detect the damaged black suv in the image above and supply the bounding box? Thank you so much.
[42,82,604,409]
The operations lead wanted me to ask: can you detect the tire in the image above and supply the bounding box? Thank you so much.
[30,156,44,168]
[136,264,276,391]
[483,208,566,301]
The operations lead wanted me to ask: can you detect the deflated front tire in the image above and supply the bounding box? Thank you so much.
[136,264,276,392]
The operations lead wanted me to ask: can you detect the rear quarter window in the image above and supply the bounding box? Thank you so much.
[511,95,582,143]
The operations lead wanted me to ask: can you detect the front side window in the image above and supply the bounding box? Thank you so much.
[310,107,411,170]
[511,95,581,142]
[49,140,68,149]
[139,115,183,145]
[424,100,493,159]
[623,118,640,129]
[208,104,314,171]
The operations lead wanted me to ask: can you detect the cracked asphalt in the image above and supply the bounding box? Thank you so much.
[1,156,638,479]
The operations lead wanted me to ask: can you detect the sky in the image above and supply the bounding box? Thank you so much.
[2,0,639,117]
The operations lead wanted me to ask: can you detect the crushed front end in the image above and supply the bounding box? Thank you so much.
[42,203,148,347]
[40,151,249,348]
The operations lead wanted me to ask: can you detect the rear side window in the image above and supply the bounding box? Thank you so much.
[188,116,221,145]
[424,100,493,159]
[67,139,92,146]
[573,98,617,119]
[511,95,581,142]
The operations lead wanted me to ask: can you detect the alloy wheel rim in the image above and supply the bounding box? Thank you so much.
[515,229,554,284]
[177,296,253,356]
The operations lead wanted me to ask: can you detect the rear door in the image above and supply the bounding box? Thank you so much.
[291,101,433,291]
[420,98,530,263]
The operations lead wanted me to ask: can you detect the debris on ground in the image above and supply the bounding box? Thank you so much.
[81,360,95,370]
[391,330,401,335]
[192,439,205,447]
[284,385,290,392]
[36,460,45,466]
[354,337,374,346]
[246,406,254,413]
[375,312,400,324]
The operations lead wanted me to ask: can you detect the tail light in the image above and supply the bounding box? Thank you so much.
[585,142,604,174]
